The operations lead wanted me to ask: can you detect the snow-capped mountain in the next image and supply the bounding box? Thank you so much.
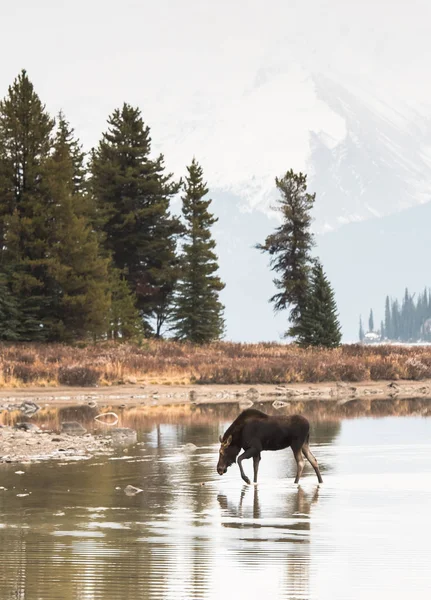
[308,76,431,232]
[155,66,431,234]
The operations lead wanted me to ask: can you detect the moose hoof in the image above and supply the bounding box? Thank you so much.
[242,476,251,485]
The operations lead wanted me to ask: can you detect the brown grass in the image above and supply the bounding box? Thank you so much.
[1,341,431,388]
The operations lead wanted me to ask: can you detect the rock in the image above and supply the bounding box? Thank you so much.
[182,443,197,452]
[14,422,41,433]
[19,401,41,416]
[94,412,119,426]
[124,485,143,496]
[60,422,87,436]
[246,387,260,399]
[238,399,254,410]
[107,428,137,446]
[272,399,288,409]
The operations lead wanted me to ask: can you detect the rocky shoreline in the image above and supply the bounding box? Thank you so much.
[1,379,431,407]
[0,420,138,464]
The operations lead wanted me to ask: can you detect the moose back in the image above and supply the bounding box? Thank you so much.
[217,408,323,484]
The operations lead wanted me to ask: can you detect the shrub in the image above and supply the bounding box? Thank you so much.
[58,366,101,386]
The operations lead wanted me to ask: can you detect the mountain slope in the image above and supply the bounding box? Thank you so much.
[211,193,431,343]
[309,75,431,231]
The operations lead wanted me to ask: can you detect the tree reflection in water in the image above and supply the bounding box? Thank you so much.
[1,398,430,599]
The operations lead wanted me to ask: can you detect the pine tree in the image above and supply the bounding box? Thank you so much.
[368,309,374,332]
[109,269,142,340]
[0,70,56,339]
[359,316,365,342]
[0,272,21,340]
[391,299,400,340]
[43,116,112,340]
[384,296,392,340]
[91,103,182,335]
[296,261,342,348]
[256,170,315,337]
[172,159,225,343]
[380,320,384,339]
[55,111,87,196]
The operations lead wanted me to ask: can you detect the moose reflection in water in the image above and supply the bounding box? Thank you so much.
[217,484,320,526]
[217,409,323,484]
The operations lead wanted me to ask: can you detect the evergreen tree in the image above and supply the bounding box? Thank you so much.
[380,320,384,339]
[0,272,21,340]
[0,70,56,339]
[256,170,315,337]
[384,295,392,340]
[91,103,182,335]
[55,111,87,196]
[295,261,342,348]
[109,269,142,340]
[368,309,374,332]
[171,159,225,343]
[359,316,365,342]
[43,123,112,340]
[391,299,400,340]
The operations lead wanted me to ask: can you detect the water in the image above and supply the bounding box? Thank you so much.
[1,401,431,599]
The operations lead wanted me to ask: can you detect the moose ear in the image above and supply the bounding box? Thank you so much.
[226,435,232,446]
[219,435,223,443]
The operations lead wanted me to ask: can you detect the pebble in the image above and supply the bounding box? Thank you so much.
[124,485,143,496]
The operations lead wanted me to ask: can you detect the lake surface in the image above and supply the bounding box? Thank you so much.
[1,400,431,599]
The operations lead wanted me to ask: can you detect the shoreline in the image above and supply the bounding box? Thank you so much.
[1,379,431,407]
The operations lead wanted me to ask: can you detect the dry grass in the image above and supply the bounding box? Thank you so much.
[1,341,431,388]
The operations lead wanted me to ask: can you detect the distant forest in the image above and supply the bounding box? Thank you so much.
[360,288,431,343]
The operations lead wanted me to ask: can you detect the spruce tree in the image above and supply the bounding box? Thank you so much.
[91,103,182,335]
[171,159,225,343]
[384,296,392,340]
[55,111,87,196]
[109,269,142,340]
[391,299,400,340]
[295,261,341,348]
[43,121,112,340]
[359,316,365,342]
[256,170,315,337]
[368,309,374,332]
[0,272,21,340]
[0,70,55,339]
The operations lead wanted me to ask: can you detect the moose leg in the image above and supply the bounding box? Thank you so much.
[253,453,261,484]
[302,444,323,484]
[293,448,305,484]
[237,448,259,485]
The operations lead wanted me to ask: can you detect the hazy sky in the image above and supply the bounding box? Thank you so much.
[2,0,431,196]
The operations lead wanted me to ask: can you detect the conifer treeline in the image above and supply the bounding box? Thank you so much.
[0,70,225,342]
[362,288,431,342]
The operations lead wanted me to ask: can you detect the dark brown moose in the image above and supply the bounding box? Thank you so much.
[217,408,323,485]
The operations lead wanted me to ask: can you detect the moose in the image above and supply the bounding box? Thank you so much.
[217,408,323,485]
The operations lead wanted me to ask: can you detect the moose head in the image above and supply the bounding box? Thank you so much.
[217,434,239,475]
